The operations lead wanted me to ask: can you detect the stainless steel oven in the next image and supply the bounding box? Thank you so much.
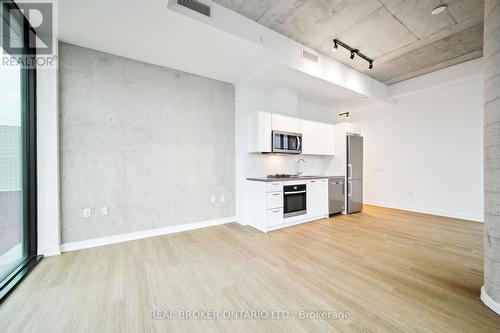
[283,184,306,218]
[272,131,302,154]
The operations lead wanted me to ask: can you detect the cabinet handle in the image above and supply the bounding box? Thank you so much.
[272,210,280,213]
[272,193,280,196]
[272,183,280,185]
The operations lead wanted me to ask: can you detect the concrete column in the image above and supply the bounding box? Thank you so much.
[482,0,500,315]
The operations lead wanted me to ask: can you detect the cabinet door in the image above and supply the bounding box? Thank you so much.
[318,179,329,216]
[272,113,300,133]
[267,208,284,227]
[306,180,318,217]
[267,192,283,209]
[300,119,318,155]
[317,123,335,155]
[247,111,272,153]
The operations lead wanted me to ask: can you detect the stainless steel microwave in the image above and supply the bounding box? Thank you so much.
[272,131,302,154]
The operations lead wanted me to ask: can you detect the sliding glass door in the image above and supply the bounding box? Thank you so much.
[0,50,24,282]
[0,0,39,301]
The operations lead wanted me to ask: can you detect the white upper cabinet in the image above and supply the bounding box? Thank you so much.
[271,113,300,133]
[247,111,336,155]
[317,122,335,155]
[300,119,335,156]
[247,111,272,153]
[300,119,317,155]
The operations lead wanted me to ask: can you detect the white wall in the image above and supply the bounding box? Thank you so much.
[351,60,484,222]
[235,85,343,223]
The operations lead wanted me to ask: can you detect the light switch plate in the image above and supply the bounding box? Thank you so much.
[83,208,92,218]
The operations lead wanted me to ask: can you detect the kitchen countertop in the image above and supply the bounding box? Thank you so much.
[247,175,345,182]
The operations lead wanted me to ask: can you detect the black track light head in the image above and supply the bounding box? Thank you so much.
[333,39,373,69]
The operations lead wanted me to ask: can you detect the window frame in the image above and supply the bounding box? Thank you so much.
[0,0,41,302]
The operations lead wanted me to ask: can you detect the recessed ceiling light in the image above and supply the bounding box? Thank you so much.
[431,5,447,15]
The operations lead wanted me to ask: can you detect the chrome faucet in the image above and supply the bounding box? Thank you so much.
[296,158,306,176]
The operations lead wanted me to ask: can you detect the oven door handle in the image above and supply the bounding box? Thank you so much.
[284,190,306,195]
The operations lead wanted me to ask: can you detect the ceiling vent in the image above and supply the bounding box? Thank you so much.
[177,0,211,18]
[302,49,319,64]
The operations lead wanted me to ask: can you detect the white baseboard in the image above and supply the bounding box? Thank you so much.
[60,216,237,252]
[481,286,500,315]
[38,246,61,257]
[364,201,484,223]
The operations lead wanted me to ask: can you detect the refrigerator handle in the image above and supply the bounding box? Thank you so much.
[347,164,352,179]
[348,181,352,197]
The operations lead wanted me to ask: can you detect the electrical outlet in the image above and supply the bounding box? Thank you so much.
[83,208,92,218]
[101,207,109,216]
[220,195,225,203]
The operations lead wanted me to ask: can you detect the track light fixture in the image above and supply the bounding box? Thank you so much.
[333,39,374,70]
[339,112,350,119]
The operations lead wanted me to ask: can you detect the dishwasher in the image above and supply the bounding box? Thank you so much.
[329,178,345,215]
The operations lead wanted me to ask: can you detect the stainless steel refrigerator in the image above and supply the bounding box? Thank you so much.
[347,134,363,213]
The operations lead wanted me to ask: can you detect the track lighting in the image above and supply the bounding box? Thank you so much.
[333,39,374,70]
[339,112,350,119]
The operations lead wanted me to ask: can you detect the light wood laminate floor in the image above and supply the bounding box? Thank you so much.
[1,205,499,332]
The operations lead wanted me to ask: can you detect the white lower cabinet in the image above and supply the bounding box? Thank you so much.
[246,178,329,233]
[306,180,318,216]
[307,179,329,218]
[267,208,284,227]
[318,179,329,215]
[267,191,283,209]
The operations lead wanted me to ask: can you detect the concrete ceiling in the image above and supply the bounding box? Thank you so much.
[213,0,484,85]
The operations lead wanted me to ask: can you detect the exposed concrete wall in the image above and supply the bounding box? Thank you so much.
[483,0,500,311]
[59,43,235,243]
